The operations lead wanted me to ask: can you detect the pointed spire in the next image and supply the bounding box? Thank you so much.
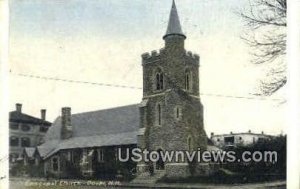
[163,0,186,39]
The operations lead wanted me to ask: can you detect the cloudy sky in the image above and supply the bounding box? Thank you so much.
[8,0,286,135]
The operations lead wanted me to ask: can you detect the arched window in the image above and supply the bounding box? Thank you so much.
[160,74,164,90]
[157,104,162,126]
[21,124,30,132]
[155,69,164,91]
[185,69,192,91]
[187,137,193,151]
[156,73,160,90]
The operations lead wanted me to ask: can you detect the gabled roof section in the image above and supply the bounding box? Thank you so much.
[39,104,140,158]
[164,0,186,39]
[37,140,60,158]
[9,111,51,126]
[23,147,36,158]
[45,104,140,141]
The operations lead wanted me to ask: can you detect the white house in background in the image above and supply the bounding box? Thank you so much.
[210,130,274,148]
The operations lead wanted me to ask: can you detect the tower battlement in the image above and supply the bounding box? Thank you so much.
[141,49,200,64]
[185,50,200,63]
[141,49,165,64]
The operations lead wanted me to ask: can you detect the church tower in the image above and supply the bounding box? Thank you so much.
[137,0,207,178]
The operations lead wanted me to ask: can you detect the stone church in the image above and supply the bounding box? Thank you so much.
[29,0,215,180]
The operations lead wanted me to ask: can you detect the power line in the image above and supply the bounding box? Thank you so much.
[11,72,283,101]
[13,72,142,90]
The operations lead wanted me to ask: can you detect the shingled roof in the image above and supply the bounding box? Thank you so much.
[9,111,51,126]
[39,104,140,159]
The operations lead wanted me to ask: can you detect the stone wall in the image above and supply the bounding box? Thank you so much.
[165,163,190,178]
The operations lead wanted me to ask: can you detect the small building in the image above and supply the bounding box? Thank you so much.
[210,130,273,148]
[9,103,51,164]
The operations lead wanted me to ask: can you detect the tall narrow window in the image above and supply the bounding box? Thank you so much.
[159,74,164,90]
[52,157,59,171]
[158,104,162,126]
[97,149,104,162]
[185,70,192,91]
[155,69,164,91]
[188,137,193,151]
[175,106,182,120]
[115,148,119,162]
[156,73,160,90]
[67,151,74,162]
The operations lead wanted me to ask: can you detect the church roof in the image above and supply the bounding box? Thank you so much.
[38,104,140,159]
[37,140,59,158]
[164,0,186,39]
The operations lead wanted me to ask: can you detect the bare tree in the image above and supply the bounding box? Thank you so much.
[240,0,286,95]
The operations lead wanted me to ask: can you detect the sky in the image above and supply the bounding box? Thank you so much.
[8,0,286,135]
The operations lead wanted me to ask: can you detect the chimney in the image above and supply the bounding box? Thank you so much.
[211,132,214,137]
[230,131,233,135]
[61,107,72,139]
[16,103,22,113]
[249,130,251,133]
[261,131,264,135]
[41,109,46,121]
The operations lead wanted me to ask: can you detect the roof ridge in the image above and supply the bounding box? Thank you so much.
[71,103,140,116]
[70,130,138,139]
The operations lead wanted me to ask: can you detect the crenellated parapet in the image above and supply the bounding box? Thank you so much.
[142,49,200,65]
[185,50,200,63]
[141,48,165,64]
